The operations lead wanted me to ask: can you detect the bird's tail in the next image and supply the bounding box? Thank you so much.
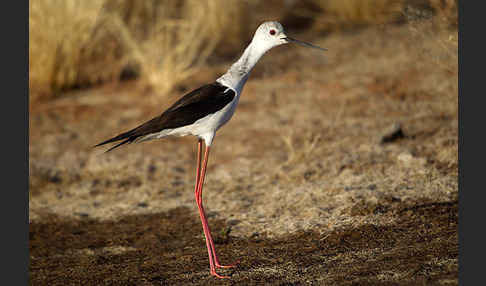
[94,129,137,153]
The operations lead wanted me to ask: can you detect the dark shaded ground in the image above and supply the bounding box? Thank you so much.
[30,199,457,285]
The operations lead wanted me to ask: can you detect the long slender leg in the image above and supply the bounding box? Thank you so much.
[195,145,224,278]
[194,139,218,275]
[195,139,203,194]
[195,144,238,278]
[193,142,225,278]
[196,146,238,269]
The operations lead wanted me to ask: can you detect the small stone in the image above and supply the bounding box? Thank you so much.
[137,202,148,208]
[227,219,241,226]
[48,173,62,184]
[380,122,405,144]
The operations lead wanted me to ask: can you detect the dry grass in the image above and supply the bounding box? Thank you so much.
[29,0,457,101]
[408,20,458,76]
[29,0,104,97]
[314,0,404,26]
[29,0,246,100]
[279,0,457,34]
[427,0,458,27]
[29,18,458,234]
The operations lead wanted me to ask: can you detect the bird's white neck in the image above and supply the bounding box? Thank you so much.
[217,40,269,93]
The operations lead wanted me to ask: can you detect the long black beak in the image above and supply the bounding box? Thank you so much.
[285,36,327,51]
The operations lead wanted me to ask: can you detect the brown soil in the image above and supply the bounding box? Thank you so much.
[29,21,458,285]
[30,199,457,285]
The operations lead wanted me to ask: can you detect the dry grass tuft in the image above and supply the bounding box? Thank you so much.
[29,0,104,98]
[280,130,322,171]
[29,0,246,100]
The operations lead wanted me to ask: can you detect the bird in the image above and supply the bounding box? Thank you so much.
[95,21,326,278]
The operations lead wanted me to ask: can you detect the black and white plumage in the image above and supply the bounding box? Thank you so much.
[95,82,235,152]
[95,21,326,279]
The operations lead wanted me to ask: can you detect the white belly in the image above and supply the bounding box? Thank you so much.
[137,93,241,145]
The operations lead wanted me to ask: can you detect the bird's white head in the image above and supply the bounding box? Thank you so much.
[251,21,327,54]
[217,21,326,90]
[251,21,287,51]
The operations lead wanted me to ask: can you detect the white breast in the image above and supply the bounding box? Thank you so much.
[137,90,241,146]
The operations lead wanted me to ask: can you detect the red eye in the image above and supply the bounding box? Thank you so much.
[269,29,276,35]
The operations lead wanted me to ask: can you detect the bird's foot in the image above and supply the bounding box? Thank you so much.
[215,259,240,269]
[210,259,239,278]
[210,269,231,279]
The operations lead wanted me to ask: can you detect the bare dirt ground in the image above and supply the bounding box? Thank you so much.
[29,21,458,285]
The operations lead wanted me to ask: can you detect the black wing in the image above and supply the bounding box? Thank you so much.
[95,82,235,152]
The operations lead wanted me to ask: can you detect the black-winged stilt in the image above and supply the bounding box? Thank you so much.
[95,21,326,278]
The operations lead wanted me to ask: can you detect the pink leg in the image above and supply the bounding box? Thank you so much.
[195,143,238,278]
[193,140,219,277]
[195,139,202,188]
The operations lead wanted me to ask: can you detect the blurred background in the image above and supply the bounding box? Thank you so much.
[29,0,457,101]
